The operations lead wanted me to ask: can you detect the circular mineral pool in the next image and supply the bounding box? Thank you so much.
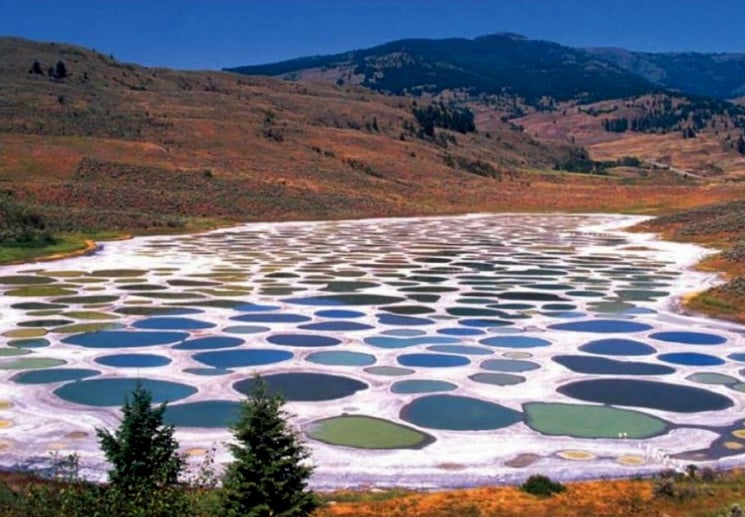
[223,326,270,334]
[552,356,675,375]
[579,339,656,356]
[234,372,367,401]
[400,395,522,431]
[479,336,551,348]
[266,334,341,347]
[391,380,458,394]
[314,309,366,319]
[233,303,281,312]
[469,373,525,386]
[62,330,189,348]
[116,307,203,317]
[286,294,406,306]
[364,336,459,349]
[523,402,667,439]
[54,378,197,406]
[377,314,434,326]
[12,368,100,384]
[558,379,733,412]
[364,366,414,376]
[657,353,725,366]
[480,359,540,372]
[172,336,245,350]
[459,318,513,328]
[397,353,470,368]
[8,339,50,349]
[426,345,493,355]
[549,320,653,333]
[650,331,727,345]
[0,358,66,370]
[687,372,739,385]
[182,367,232,376]
[298,321,374,332]
[728,353,745,363]
[231,313,311,324]
[193,349,293,368]
[381,329,428,337]
[436,327,486,336]
[164,400,242,428]
[306,351,376,366]
[95,354,172,368]
[133,317,216,330]
[306,415,434,449]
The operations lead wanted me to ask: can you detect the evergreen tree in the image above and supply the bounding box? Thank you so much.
[737,135,745,156]
[96,382,184,496]
[221,376,319,517]
[55,60,68,79]
[28,60,43,75]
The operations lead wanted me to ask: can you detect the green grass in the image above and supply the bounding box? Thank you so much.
[306,415,433,449]
[0,230,122,264]
[694,294,738,313]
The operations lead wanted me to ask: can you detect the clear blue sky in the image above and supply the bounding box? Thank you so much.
[1,0,743,70]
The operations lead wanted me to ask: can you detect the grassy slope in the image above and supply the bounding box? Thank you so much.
[637,200,745,324]
[318,472,745,516]
[2,37,743,238]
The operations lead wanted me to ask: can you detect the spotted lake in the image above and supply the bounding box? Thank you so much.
[1,214,744,488]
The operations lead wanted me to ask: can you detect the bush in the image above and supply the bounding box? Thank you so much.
[520,474,566,497]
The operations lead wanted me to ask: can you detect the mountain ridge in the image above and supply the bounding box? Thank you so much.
[227,33,745,101]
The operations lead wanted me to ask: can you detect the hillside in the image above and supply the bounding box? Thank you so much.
[585,48,745,99]
[515,95,745,178]
[4,36,742,249]
[227,33,744,103]
[227,33,662,104]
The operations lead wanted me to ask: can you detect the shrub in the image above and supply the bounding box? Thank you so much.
[520,474,566,497]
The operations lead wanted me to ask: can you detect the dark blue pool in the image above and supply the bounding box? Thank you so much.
[397,353,470,368]
[579,339,656,356]
[549,319,653,333]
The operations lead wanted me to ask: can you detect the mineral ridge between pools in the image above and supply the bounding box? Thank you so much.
[0,213,744,488]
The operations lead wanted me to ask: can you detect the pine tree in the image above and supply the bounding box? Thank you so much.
[55,60,68,79]
[28,60,43,75]
[96,382,184,496]
[737,135,745,156]
[221,376,319,517]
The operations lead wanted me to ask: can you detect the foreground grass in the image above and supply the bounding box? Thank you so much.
[6,469,745,516]
[317,471,745,517]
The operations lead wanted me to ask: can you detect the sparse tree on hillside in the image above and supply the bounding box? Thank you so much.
[220,375,319,516]
[737,135,745,155]
[55,60,68,79]
[28,60,43,74]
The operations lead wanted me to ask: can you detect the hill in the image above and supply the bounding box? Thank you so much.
[227,33,662,104]
[2,35,745,267]
[3,36,739,241]
[585,47,745,100]
[227,33,745,103]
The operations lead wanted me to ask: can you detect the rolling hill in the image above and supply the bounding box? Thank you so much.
[227,33,745,102]
[0,36,743,252]
[227,33,663,103]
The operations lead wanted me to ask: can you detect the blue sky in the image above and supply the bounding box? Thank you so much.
[0,0,743,70]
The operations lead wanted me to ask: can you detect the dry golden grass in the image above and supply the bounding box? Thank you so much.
[316,474,745,517]
[3,36,745,235]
